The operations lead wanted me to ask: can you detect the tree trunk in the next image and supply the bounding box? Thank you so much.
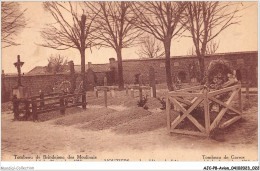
[198,56,205,84]
[164,39,174,91]
[81,49,86,91]
[116,48,124,90]
[80,15,87,109]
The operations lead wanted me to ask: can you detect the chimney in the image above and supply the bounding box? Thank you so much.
[88,62,92,69]
[109,58,116,63]
[109,58,116,70]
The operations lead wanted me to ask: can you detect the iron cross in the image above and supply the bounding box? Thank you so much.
[14,55,24,86]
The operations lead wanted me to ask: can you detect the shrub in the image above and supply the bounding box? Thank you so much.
[157,97,174,110]
[137,95,148,110]
[157,97,166,110]
[206,59,232,86]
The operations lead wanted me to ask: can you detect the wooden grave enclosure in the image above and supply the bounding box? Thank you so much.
[94,84,154,107]
[94,86,118,107]
[126,85,153,100]
[13,91,87,121]
[166,84,242,137]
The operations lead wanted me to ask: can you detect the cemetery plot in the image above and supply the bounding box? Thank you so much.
[166,84,242,137]
[12,92,87,121]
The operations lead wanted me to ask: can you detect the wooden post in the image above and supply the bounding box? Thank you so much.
[246,66,250,99]
[139,87,143,101]
[12,95,19,120]
[203,88,210,136]
[82,91,86,109]
[24,99,30,120]
[246,81,249,99]
[60,95,65,114]
[69,60,76,93]
[94,87,98,98]
[39,91,44,110]
[131,88,134,98]
[111,89,115,97]
[238,82,242,113]
[166,95,171,133]
[104,76,108,86]
[149,67,156,98]
[104,89,107,107]
[31,98,38,122]
[126,85,129,95]
[150,87,153,97]
[82,92,87,109]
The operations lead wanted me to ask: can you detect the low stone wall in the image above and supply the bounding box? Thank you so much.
[2,73,71,102]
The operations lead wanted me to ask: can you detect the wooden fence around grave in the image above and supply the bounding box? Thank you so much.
[93,85,153,107]
[13,92,86,121]
[126,85,152,99]
[166,84,242,137]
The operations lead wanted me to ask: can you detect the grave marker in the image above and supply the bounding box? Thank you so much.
[149,67,156,98]
[12,55,28,99]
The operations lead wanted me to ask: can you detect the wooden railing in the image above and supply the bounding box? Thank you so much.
[13,92,86,121]
[166,83,242,137]
[125,85,152,100]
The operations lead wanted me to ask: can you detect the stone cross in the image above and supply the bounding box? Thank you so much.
[13,55,24,86]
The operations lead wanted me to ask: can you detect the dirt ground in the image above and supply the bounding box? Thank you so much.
[1,88,258,161]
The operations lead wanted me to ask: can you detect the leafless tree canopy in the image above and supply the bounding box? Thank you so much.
[188,41,220,56]
[87,2,141,50]
[130,2,187,90]
[1,2,27,48]
[183,1,242,82]
[47,54,68,73]
[86,2,142,89]
[137,35,165,59]
[40,1,97,51]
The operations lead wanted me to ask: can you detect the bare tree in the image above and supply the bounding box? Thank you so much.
[1,2,27,48]
[206,40,219,55]
[47,54,68,73]
[183,2,242,83]
[136,35,165,59]
[40,1,98,95]
[131,2,187,91]
[187,41,219,55]
[86,2,141,89]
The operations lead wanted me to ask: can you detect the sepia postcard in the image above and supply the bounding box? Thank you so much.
[1,0,259,170]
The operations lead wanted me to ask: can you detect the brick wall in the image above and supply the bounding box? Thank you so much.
[118,51,258,85]
[2,73,72,102]
[2,51,257,102]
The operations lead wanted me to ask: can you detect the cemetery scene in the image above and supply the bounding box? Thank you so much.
[1,1,258,161]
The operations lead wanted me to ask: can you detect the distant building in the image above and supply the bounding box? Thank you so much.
[2,50,255,101]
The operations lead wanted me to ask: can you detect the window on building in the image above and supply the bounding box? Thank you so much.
[174,62,179,66]
[237,59,244,64]
[160,63,165,68]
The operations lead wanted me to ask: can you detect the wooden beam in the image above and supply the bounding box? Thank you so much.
[210,90,237,131]
[208,85,239,97]
[175,97,192,106]
[187,114,205,133]
[219,116,242,129]
[170,129,208,137]
[170,97,204,129]
[169,97,187,113]
[209,96,242,115]
[168,92,203,97]
[175,85,204,92]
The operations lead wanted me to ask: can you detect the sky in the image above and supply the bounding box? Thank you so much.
[1,1,258,74]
